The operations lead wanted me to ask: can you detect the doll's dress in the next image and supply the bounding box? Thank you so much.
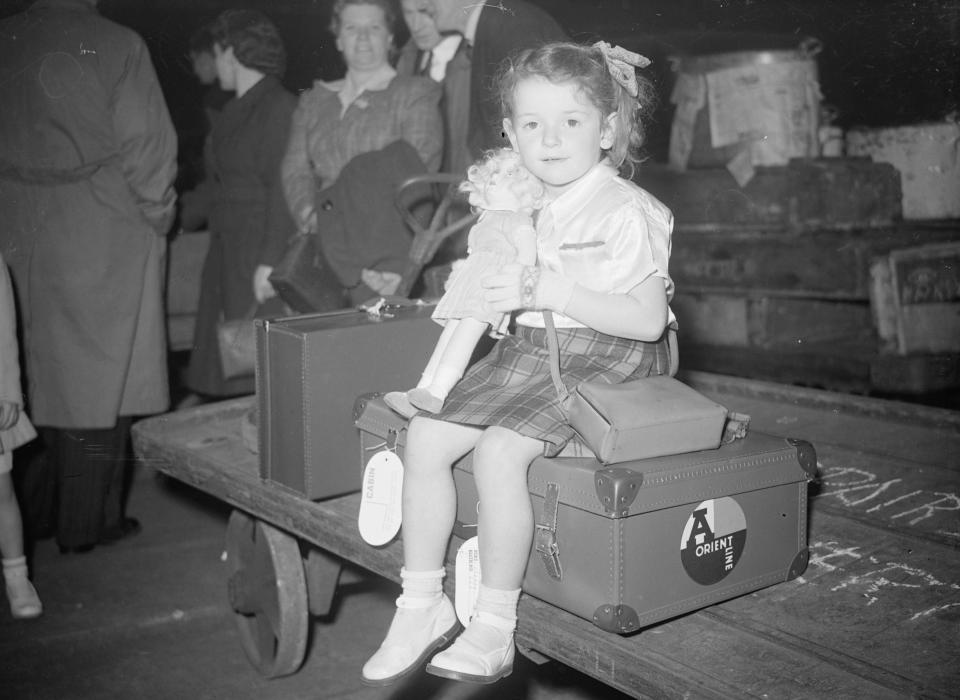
[432,209,532,336]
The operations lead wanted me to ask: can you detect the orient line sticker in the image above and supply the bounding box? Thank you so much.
[681,497,747,585]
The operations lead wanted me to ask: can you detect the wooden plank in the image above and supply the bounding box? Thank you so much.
[684,370,960,469]
[633,159,902,229]
[680,343,876,394]
[670,222,960,300]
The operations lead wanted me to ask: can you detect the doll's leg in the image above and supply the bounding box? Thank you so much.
[362,418,481,685]
[384,321,462,418]
[0,457,42,619]
[408,317,489,414]
[427,427,542,683]
[417,320,461,388]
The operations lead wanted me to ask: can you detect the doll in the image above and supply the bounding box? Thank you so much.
[384,148,544,418]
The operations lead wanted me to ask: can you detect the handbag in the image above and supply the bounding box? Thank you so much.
[216,304,258,380]
[268,233,347,313]
[543,311,738,464]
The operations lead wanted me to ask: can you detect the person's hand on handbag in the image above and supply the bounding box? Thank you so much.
[253,265,277,303]
[0,401,20,431]
[482,263,575,312]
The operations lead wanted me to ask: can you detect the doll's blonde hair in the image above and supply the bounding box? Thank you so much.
[459,148,545,211]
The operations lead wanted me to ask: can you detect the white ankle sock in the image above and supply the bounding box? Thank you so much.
[398,566,445,607]
[475,584,520,625]
[2,556,28,582]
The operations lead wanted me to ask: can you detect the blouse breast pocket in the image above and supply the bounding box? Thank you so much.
[557,240,609,281]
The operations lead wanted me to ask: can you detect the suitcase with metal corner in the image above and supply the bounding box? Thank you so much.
[354,394,816,633]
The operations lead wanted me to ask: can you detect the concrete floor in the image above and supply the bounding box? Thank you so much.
[0,462,628,700]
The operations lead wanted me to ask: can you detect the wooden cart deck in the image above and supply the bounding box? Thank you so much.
[132,371,960,699]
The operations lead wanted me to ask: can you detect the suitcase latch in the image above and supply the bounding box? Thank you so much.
[535,482,562,580]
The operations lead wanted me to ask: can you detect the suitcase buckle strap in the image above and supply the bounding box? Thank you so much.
[534,482,562,580]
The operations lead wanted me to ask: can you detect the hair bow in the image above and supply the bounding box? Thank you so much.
[593,41,651,98]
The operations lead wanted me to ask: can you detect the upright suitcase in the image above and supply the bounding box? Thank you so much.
[355,395,816,633]
[256,305,441,500]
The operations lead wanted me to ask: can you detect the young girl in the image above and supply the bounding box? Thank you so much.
[384,148,544,418]
[0,254,42,619]
[361,41,673,686]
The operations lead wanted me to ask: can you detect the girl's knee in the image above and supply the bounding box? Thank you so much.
[472,428,541,484]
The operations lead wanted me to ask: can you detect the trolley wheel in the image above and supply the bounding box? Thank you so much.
[225,510,309,677]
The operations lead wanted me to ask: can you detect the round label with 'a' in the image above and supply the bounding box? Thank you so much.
[680,497,747,586]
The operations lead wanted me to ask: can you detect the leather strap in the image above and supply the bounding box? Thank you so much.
[534,481,562,580]
[542,310,569,402]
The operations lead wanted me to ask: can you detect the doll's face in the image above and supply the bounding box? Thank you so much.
[479,164,543,213]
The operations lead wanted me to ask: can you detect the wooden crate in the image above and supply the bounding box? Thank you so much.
[869,241,960,354]
[634,157,901,229]
[673,293,875,351]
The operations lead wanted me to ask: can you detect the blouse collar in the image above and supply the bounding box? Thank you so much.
[542,161,618,223]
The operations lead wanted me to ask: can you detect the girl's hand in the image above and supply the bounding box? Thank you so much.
[0,401,20,431]
[482,264,575,313]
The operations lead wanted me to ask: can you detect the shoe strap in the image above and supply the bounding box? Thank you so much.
[474,610,516,631]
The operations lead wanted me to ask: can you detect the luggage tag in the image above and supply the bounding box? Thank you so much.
[455,501,481,626]
[357,443,404,547]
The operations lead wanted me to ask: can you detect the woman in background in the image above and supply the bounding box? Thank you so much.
[185,9,297,399]
[281,0,443,304]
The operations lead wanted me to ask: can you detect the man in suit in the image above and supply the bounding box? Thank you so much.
[429,0,568,159]
[398,0,473,176]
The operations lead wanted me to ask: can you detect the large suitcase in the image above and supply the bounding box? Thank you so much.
[355,395,816,633]
[256,304,441,500]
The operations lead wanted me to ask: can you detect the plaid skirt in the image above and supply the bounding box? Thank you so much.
[434,323,670,456]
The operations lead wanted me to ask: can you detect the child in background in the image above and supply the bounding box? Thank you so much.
[362,40,673,686]
[384,148,543,418]
[0,254,41,619]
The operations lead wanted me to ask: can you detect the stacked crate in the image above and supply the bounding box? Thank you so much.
[635,158,960,395]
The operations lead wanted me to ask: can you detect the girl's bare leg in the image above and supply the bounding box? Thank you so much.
[1,459,42,619]
[427,427,542,683]
[362,418,482,685]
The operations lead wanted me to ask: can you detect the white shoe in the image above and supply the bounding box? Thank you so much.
[426,612,515,684]
[6,577,42,619]
[361,594,460,686]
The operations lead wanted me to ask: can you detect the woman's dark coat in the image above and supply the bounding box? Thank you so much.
[186,76,297,396]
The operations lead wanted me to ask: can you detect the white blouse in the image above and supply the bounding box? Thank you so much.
[516,162,675,329]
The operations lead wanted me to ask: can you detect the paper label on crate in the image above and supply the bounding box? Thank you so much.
[680,497,747,586]
[455,536,481,626]
[357,450,403,547]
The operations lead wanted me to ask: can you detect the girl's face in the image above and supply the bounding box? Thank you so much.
[503,77,616,197]
[336,3,393,73]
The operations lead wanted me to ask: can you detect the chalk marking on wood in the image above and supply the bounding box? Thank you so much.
[865,489,924,512]
[829,562,959,607]
[909,602,960,622]
[807,540,862,572]
[889,492,960,526]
